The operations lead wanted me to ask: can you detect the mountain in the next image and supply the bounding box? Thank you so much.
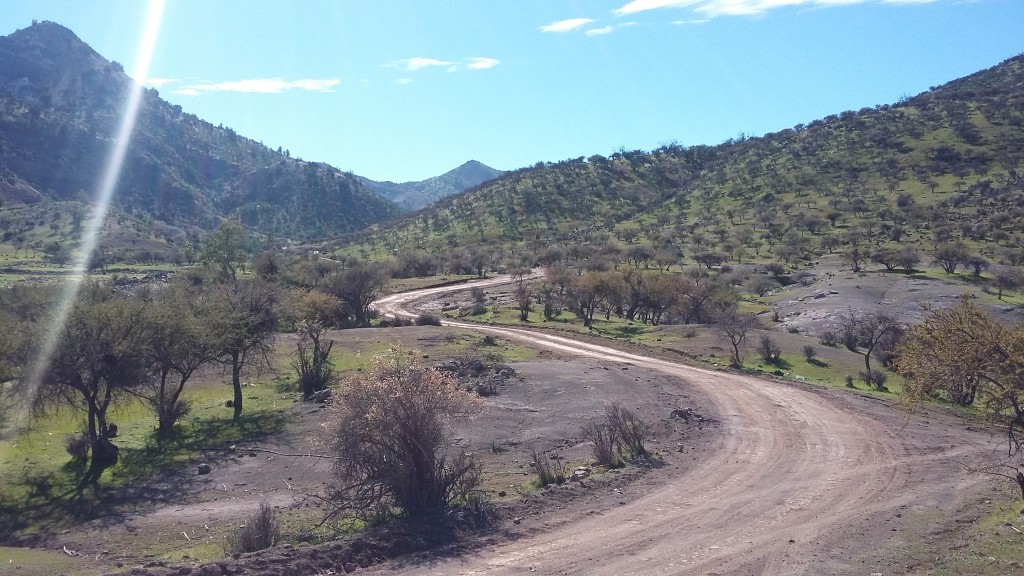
[0,21,401,251]
[335,54,1024,271]
[359,160,505,211]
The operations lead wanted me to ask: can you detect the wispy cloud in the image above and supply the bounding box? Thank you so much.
[390,57,456,71]
[395,78,414,85]
[585,25,616,36]
[614,0,937,17]
[145,77,179,88]
[173,78,340,96]
[539,18,595,32]
[388,56,500,73]
[465,57,501,70]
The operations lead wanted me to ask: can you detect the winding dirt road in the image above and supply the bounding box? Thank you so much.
[374,278,999,575]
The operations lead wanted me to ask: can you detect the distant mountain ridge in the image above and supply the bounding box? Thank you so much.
[359,160,505,211]
[0,21,401,245]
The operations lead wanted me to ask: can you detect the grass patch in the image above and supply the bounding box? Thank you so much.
[0,377,289,540]
[930,496,1024,576]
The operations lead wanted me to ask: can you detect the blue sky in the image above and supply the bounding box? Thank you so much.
[2,1,1022,182]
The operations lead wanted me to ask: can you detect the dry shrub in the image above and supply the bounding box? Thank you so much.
[328,348,482,519]
[580,421,620,468]
[531,448,567,487]
[224,502,280,555]
[604,403,651,458]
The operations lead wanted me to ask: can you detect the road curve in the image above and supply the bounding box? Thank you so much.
[373,278,994,575]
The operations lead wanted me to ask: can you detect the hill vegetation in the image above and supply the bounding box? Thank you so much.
[335,54,1024,277]
[0,21,401,258]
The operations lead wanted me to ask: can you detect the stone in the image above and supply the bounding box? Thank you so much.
[344,562,358,573]
[197,463,212,475]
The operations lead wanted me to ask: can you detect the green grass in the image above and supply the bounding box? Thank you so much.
[0,378,290,539]
[930,495,1024,575]
[385,274,477,294]
[0,546,80,575]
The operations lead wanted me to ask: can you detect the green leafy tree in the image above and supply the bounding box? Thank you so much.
[201,220,247,282]
[141,284,217,434]
[321,263,389,328]
[208,278,278,421]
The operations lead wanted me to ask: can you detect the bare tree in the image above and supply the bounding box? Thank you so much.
[992,265,1021,300]
[841,310,904,376]
[716,310,758,368]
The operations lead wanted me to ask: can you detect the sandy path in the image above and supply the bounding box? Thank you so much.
[372,278,997,575]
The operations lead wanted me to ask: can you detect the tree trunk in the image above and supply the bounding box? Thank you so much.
[232,352,243,422]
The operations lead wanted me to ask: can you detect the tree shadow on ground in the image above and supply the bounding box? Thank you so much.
[0,409,287,544]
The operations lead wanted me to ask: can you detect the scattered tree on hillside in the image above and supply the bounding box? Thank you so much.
[293,320,334,399]
[933,242,969,274]
[991,265,1021,300]
[840,310,904,381]
[32,285,149,443]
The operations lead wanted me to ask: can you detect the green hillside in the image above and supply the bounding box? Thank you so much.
[334,54,1024,269]
[0,21,401,252]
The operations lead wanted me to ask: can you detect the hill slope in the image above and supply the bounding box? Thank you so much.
[0,21,401,245]
[359,160,505,211]
[335,54,1024,270]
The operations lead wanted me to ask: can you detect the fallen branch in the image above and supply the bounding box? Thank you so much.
[197,446,342,460]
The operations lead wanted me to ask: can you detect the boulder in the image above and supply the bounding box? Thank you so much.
[197,463,212,475]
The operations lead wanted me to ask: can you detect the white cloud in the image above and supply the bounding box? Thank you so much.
[614,0,701,16]
[388,56,500,74]
[172,78,339,96]
[395,78,414,85]
[465,57,501,70]
[614,0,936,17]
[389,57,456,71]
[585,25,616,36]
[539,18,595,32]
[145,77,179,88]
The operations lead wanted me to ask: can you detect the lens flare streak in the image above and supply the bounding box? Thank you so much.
[21,0,166,404]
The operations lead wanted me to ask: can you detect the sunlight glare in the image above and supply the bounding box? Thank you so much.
[19,0,166,409]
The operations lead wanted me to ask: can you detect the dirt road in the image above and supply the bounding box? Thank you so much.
[373,278,1000,575]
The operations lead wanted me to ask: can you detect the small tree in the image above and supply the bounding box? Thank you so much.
[716,310,757,368]
[201,220,247,282]
[933,242,969,274]
[757,335,782,364]
[991,265,1021,300]
[802,345,817,363]
[143,285,217,435]
[327,348,482,519]
[897,294,1024,503]
[321,263,389,328]
[208,279,278,421]
[293,320,334,400]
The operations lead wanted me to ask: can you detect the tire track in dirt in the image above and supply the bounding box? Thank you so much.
[374,280,996,575]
